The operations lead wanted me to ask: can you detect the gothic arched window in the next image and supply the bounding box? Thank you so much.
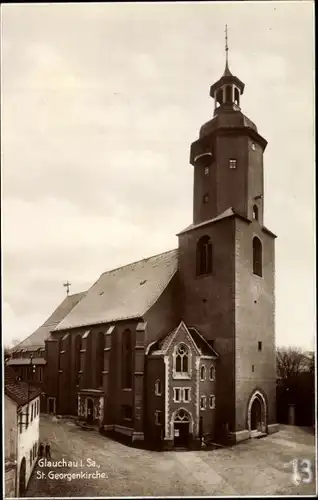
[175,344,189,375]
[253,237,263,277]
[200,365,206,381]
[174,408,190,422]
[225,85,232,103]
[197,235,213,276]
[74,335,81,385]
[253,205,259,221]
[209,365,215,381]
[96,332,104,387]
[234,87,240,106]
[155,379,162,396]
[122,329,132,389]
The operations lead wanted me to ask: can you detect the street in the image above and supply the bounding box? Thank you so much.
[26,415,316,496]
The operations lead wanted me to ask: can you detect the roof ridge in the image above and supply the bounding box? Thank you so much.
[99,248,178,277]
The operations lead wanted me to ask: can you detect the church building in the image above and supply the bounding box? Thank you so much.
[9,41,279,449]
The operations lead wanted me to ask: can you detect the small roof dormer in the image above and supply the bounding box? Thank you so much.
[209,25,245,115]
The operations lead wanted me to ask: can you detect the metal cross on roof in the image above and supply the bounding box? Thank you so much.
[63,281,71,296]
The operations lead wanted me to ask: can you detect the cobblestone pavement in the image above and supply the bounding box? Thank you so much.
[26,416,316,497]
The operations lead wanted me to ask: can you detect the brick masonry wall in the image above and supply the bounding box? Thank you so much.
[247,138,264,225]
[5,395,17,461]
[214,135,249,219]
[178,217,236,432]
[110,320,139,428]
[234,218,276,431]
[145,357,165,443]
[45,338,60,402]
[164,324,200,441]
[198,360,217,439]
[57,334,71,414]
[5,466,16,497]
[192,132,265,225]
[193,156,218,225]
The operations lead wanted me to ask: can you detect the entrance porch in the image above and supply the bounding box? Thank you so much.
[77,389,104,427]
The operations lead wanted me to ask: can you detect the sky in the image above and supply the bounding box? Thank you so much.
[1,2,315,350]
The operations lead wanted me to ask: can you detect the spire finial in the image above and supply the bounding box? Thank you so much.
[225,24,229,66]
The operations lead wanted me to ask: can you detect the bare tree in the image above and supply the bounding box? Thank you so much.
[276,347,309,383]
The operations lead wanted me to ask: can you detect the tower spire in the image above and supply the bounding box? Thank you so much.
[225,24,228,66]
[223,24,232,76]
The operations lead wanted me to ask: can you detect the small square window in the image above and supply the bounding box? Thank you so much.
[258,341,262,351]
[203,194,209,203]
[229,159,237,169]
[200,395,206,410]
[204,166,210,176]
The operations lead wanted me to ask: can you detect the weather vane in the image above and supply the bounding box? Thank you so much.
[63,281,71,296]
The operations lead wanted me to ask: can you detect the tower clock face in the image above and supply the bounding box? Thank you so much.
[251,143,256,151]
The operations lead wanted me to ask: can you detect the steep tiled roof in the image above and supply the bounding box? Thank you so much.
[187,327,219,357]
[148,322,219,357]
[4,367,41,406]
[178,208,275,238]
[12,292,86,350]
[54,249,178,331]
[177,208,237,235]
[199,111,257,138]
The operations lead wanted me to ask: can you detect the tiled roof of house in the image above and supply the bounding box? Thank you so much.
[4,367,41,406]
[12,292,86,350]
[54,249,178,331]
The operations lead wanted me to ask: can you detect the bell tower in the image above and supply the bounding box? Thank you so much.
[178,28,278,443]
[190,25,267,226]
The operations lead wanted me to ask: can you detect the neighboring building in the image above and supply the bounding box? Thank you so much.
[4,367,41,496]
[12,45,279,449]
[7,292,85,412]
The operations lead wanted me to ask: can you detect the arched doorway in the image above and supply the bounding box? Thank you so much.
[251,398,262,430]
[87,398,94,424]
[248,391,267,435]
[172,408,192,448]
[19,457,26,496]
